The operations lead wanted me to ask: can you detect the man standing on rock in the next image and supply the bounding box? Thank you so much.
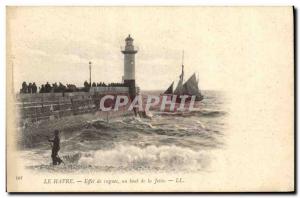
[48,130,63,165]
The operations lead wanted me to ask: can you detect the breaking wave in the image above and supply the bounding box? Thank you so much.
[25,145,210,172]
[78,145,209,172]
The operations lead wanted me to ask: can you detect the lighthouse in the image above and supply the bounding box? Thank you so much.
[122,34,138,99]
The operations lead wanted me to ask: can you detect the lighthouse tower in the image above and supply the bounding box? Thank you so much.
[122,34,138,99]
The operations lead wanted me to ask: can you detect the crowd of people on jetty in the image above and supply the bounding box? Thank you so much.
[19,80,127,94]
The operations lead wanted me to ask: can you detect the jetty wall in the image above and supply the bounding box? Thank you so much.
[15,89,133,125]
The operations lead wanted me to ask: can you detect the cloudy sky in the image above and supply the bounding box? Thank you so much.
[7,7,292,92]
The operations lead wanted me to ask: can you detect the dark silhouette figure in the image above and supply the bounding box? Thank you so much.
[45,82,52,93]
[28,82,32,93]
[83,81,90,92]
[32,82,37,93]
[40,85,45,93]
[48,130,63,165]
[20,81,28,93]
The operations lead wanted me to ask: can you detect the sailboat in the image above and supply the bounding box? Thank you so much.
[163,51,204,102]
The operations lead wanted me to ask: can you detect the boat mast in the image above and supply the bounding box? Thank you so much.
[181,50,184,81]
[174,50,185,95]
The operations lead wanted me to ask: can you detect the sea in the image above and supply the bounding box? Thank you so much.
[19,90,228,173]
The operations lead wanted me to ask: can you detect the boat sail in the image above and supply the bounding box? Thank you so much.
[174,64,184,95]
[164,82,174,94]
[162,51,203,101]
[182,73,203,101]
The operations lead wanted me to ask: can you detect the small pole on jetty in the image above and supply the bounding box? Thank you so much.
[106,111,109,123]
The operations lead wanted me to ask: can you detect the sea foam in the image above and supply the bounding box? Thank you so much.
[78,145,210,172]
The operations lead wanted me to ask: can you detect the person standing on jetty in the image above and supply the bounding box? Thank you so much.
[48,130,63,165]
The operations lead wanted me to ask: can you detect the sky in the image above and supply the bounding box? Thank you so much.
[7,7,292,92]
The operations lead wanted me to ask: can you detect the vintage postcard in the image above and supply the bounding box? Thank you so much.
[6,6,294,192]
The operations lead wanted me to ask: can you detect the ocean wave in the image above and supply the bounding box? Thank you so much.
[85,118,208,139]
[23,144,211,172]
[153,109,227,118]
[77,145,210,172]
[190,109,227,117]
[20,91,225,173]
